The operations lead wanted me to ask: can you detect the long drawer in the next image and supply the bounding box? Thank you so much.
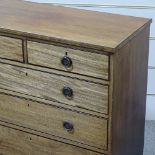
[0,63,109,115]
[27,41,109,80]
[0,124,105,155]
[0,93,108,150]
[0,35,23,61]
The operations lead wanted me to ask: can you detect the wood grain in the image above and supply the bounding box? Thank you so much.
[0,0,151,52]
[27,41,109,80]
[0,124,104,155]
[0,88,108,119]
[0,116,107,154]
[0,63,109,115]
[0,93,108,150]
[112,26,150,155]
[0,1,151,154]
[0,35,23,61]
[0,58,109,85]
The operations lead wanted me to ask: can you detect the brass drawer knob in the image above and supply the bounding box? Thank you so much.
[63,121,74,132]
[61,56,72,68]
[62,87,73,99]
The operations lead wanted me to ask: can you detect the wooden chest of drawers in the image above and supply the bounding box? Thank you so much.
[0,0,152,155]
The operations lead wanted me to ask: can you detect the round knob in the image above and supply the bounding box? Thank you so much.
[63,121,74,132]
[61,56,72,68]
[62,87,73,98]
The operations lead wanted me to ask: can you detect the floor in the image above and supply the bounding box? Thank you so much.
[144,121,155,155]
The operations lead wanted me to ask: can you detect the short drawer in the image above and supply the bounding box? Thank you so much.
[0,63,109,115]
[27,41,109,80]
[0,93,108,150]
[0,35,23,61]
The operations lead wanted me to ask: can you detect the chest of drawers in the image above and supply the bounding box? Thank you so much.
[0,0,151,155]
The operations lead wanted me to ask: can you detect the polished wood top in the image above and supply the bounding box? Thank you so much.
[0,0,151,52]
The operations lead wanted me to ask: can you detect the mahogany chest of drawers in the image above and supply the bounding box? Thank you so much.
[0,0,151,155]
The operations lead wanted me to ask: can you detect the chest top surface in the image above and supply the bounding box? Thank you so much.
[0,0,151,52]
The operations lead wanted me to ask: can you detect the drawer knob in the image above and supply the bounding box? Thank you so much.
[63,121,74,132]
[61,56,72,68]
[63,87,73,99]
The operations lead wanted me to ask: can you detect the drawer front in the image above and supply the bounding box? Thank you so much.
[0,36,23,61]
[0,124,105,155]
[0,93,108,150]
[27,41,109,80]
[0,63,108,115]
